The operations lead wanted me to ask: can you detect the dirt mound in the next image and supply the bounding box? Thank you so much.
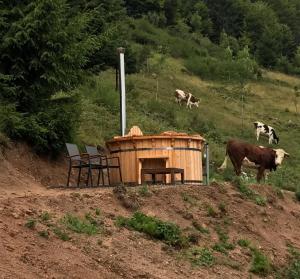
[0,142,76,195]
[0,181,299,278]
[0,143,299,278]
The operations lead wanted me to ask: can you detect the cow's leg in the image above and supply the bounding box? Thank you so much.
[218,155,228,170]
[268,135,273,144]
[256,166,265,182]
[230,156,243,176]
[256,130,260,141]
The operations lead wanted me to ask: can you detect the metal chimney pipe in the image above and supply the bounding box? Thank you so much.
[117,47,126,136]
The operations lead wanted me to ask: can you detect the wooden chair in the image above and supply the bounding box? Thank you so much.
[85,145,122,186]
[65,143,91,187]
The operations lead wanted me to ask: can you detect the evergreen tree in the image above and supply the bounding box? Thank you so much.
[0,0,98,153]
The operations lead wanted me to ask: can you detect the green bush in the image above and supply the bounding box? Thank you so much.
[187,247,215,267]
[185,46,258,82]
[1,98,79,155]
[250,248,271,276]
[295,189,300,202]
[52,226,71,241]
[61,214,100,235]
[25,219,37,229]
[116,211,188,248]
[237,239,251,248]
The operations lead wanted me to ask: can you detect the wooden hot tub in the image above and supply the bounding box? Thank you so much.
[106,127,205,185]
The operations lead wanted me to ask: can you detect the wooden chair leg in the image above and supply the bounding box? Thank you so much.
[141,171,145,185]
[119,167,122,183]
[181,172,184,184]
[171,171,175,185]
[152,173,156,184]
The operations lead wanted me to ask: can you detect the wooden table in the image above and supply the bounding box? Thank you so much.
[141,168,184,185]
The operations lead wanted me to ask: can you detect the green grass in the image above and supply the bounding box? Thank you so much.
[75,51,300,192]
[61,214,100,235]
[212,226,235,255]
[38,230,49,239]
[276,246,300,279]
[138,185,152,197]
[295,189,300,202]
[237,239,251,248]
[52,226,71,241]
[186,247,215,267]
[250,247,272,276]
[192,221,210,234]
[116,211,188,248]
[25,219,36,229]
[206,205,218,218]
[40,211,51,222]
[233,178,267,206]
[181,193,198,206]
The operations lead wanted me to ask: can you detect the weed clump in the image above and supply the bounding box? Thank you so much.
[40,211,51,222]
[38,230,49,239]
[212,226,235,255]
[53,226,71,241]
[192,221,209,234]
[62,214,100,235]
[138,185,152,197]
[233,177,266,206]
[250,247,271,276]
[237,239,251,248]
[295,190,300,202]
[25,219,36,229]
[187,247,215,267]
[116,211,188,248]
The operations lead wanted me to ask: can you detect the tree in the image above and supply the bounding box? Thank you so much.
[0,0,98,153]
[164,0,178,26]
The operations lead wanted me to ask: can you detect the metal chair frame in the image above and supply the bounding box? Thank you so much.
[85,145,122,186]
[65,143,92,187]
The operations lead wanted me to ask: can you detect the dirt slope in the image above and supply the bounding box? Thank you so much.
[0,144,299,278]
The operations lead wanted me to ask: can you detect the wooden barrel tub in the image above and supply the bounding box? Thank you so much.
[106,129,206,185]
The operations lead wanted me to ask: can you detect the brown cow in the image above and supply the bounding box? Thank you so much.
[218,139,289,182]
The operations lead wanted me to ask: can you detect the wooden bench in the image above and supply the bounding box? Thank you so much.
[141,168,184,185]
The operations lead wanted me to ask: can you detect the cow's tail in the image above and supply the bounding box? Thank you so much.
[218,141,228,171]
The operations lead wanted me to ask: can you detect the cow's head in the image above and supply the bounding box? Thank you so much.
[273,148,289,165]
[194,100,200,107]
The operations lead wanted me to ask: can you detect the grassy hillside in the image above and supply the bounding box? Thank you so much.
[76,56,300,191]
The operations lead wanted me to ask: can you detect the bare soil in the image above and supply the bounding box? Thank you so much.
[0,143,299,278]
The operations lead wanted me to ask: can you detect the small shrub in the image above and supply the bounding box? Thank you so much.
[25,219,36,229]
[192,221,209,234]
[52,226,71,241]
[38,230,49,239]
[255,196,267,206]
[218,202,226,213]
[187,247,215,267]
[95,208,101,216]
[279,245,300,279]
[181,193,198,206]
[237,239,251,248]
[116,212,188,248]
[62,214,99,235]
[139,185,152,197]
[207,205,217,218]
[213,226,235,254]
[40,211,51,222]
[250,248,271,276]
[295,190,300,202]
